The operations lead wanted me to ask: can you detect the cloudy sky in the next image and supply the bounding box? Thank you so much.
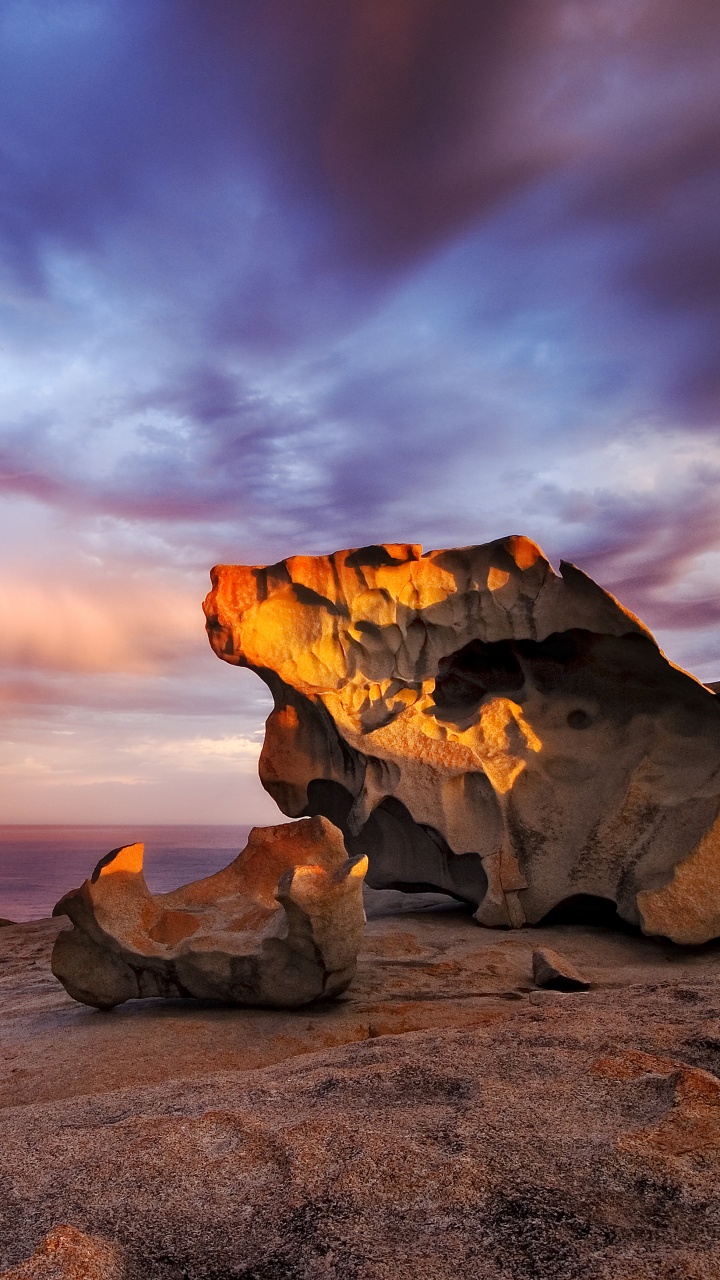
[1,0,719,824]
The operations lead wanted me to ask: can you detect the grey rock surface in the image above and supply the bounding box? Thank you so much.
[532,945,591,990]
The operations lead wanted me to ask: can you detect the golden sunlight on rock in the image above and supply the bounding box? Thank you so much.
[487,566,510,591]
[96,842,144,877]
[204,535,720,942]
[51,817,367,1010]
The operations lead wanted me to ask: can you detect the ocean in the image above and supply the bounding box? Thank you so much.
[0,825,252,922]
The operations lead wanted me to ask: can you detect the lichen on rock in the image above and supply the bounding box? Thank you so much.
[204,536,720,943]
[0,1225,122,1280]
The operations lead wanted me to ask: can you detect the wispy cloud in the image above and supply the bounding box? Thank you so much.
[1,0,718,819]
[128,735,262,771]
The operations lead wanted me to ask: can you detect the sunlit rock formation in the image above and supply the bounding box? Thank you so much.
[52,817,367,1009]
[204,536,720,944]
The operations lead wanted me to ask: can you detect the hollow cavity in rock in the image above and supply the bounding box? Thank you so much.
[204,536,720,944]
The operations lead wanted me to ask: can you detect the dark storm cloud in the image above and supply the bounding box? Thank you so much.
[165,0,549,266]
[3,1,718,308]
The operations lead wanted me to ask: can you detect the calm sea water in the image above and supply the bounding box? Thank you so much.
[0,825,252,922]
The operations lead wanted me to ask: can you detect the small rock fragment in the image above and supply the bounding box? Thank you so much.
[0,1224,122,1280]
[532,947,590,991]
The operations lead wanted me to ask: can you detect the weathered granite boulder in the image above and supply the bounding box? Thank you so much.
[51,817,367,1009]
[204,536,720,944]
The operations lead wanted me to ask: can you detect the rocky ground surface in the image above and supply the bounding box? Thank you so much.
[3,891,720,1278]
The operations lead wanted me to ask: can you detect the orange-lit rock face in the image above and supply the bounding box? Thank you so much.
[204,537,720,942]
[51,817,367,1010]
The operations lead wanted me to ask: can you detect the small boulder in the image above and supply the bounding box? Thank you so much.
[52,816,367,1010]
[532,947,590,991]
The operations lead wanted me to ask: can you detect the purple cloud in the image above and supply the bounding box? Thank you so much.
[1,0,719,819]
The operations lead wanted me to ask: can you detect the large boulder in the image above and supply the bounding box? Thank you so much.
[203,536,720,943]
[52,817,367,1009]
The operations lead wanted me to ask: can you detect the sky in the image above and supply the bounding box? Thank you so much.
[1,0,719,824]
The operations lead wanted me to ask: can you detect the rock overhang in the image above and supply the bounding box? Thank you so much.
[203,536,720,944]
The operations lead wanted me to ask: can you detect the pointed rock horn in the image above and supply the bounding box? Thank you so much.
[332,854,369,884]
[91,843,145,882]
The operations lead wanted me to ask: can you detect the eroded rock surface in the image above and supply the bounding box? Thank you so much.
[5,907,720,1279]
[52,817,367,1009]
[204,536,720,943]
